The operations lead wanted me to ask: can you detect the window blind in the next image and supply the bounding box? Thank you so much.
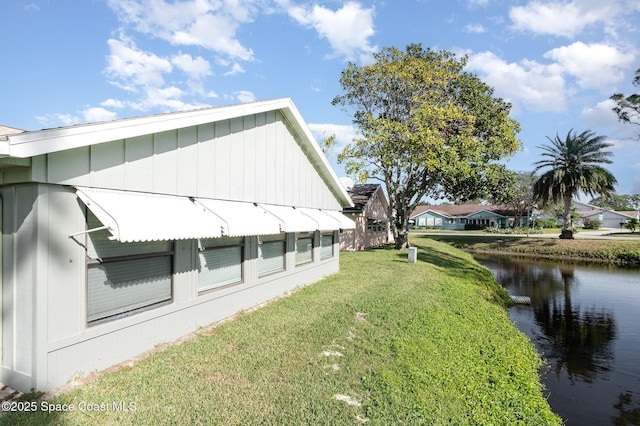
[87,256,172,322]
[198,246,243,291]
[321,233,334,259]
[258,239,285,276]
[295,236,313,265]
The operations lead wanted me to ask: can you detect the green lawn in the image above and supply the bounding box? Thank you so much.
[2,238,561,425]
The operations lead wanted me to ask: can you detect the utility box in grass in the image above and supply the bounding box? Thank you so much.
[408,247,417,263]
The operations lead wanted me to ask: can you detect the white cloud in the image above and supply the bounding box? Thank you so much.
[466,51,566,112]
[224,62,245,76]
[465,23,486,34]
[106,35,172,90]
[234,90,256,103]
[82,107,118,123]
[108,0,255,61]
[308,123,357,150]
[508,1,638,38]
[171,53,211,80]
[582,99,640,149]
[289,1,377,63]
[36,113,79,127]
[35,107,117,126]
[544,42,635,89]
[101,98,125,109]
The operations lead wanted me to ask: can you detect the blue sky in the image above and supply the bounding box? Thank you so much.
[2,0,640,197]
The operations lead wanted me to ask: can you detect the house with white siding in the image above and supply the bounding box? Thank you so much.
[0,98,355,392]
[410,204,520,230]
[573,200,639,228]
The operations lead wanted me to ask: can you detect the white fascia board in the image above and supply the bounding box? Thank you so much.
[279,101,354,209]
[0,140,10,157]
[6,98,293,158]
[9,97,352,209]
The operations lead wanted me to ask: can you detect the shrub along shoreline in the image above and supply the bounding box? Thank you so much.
[1,238,561,425]
[419,234,640,266]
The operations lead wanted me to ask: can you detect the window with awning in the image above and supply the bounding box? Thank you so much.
[258,234,286,276]
[198,237,244,292]
[85,211,173,324]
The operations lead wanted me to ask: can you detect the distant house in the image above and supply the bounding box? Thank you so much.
[0,98,356,392]
[340,184,392,250]
[410,204,526,230]
[573,200,639,228]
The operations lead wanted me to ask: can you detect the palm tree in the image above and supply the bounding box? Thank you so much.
[533,129,617,239]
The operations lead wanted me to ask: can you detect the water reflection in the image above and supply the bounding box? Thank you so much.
[534,266,616,383]
[475,254,640,425]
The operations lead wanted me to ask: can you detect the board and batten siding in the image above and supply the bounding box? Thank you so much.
[26,111,341,210]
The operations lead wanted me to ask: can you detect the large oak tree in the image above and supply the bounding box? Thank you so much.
[332,44,521,249]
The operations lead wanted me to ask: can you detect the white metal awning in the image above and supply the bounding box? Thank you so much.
[297,208,341,231]
[75,187,225,242]
[194,198,282,236]
[324,210,357,230]
[259,204,319,233]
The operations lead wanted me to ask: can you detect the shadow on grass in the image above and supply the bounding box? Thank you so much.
[394,242,494,284]
[394,239,513,306]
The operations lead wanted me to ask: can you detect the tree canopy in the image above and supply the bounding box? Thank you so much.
[589,193,640,211]
[533,129,617,239]
[333,44,521,248]
[611,67,640,139]
[492,170,538,227]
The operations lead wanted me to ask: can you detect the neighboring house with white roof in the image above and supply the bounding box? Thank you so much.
[0,98,355,392]
[572,200,639,228]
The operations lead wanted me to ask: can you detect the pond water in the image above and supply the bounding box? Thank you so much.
[474,254,640,425]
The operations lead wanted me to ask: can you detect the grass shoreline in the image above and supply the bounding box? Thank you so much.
[1,239,561,425]
[418,234,640,266]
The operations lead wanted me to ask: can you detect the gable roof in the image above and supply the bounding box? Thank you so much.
[0,98,353,208]
[344,184,383,213]
[411,203,516,219]
[580,209,639,220]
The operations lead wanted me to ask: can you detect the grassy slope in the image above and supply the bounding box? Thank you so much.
[2,238,561,425]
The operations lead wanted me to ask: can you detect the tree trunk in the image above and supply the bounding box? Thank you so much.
[394,231,409,250]
[560,192,574,239]
[393,207,410,249]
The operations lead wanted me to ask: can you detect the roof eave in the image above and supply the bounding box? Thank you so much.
[4,97,354,209]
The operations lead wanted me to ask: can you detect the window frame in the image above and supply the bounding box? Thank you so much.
[295,232,314,266]
[258,234,287,277]
[84,210,174,326]
[320,232,335,260]
[197,237,245,294]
